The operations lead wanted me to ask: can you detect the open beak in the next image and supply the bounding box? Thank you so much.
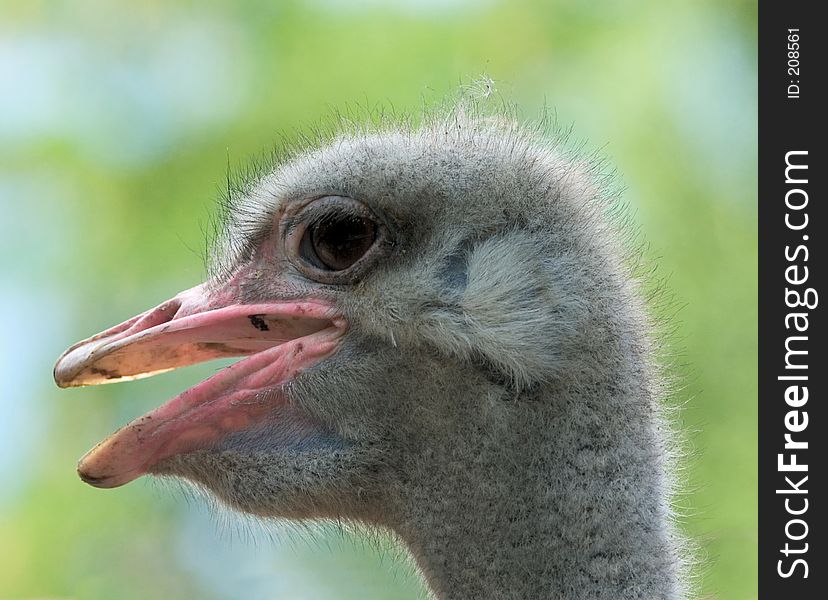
[54,283,346,489]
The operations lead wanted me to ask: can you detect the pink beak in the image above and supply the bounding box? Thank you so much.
[54,282,346,488]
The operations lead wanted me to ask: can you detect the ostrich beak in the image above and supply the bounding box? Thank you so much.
[54,283,346,488]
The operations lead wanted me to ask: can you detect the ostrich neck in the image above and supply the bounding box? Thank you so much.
[395,384,683,600]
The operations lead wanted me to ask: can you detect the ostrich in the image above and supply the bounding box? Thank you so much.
[54,103,688,599]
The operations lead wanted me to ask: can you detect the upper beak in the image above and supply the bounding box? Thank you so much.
[54,283,339,388]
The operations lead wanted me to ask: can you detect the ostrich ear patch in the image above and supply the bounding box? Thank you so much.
[438,249,470,292]
[438,238,477,293]
[426,232,585,391]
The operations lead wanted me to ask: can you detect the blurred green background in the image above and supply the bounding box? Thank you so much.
[0,0,756,598]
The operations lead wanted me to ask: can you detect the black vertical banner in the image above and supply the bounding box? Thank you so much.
[759,1,825,597]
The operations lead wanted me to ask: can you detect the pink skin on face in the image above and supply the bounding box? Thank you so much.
[54,283,347,488]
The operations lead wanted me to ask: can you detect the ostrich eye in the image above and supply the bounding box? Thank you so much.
[300,212,378,271]
[287,196,392,282]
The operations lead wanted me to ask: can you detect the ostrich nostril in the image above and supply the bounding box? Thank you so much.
[131,298,182,331]
[162,298,184,319]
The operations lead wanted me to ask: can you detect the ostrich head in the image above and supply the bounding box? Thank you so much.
[55,105,686,599]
